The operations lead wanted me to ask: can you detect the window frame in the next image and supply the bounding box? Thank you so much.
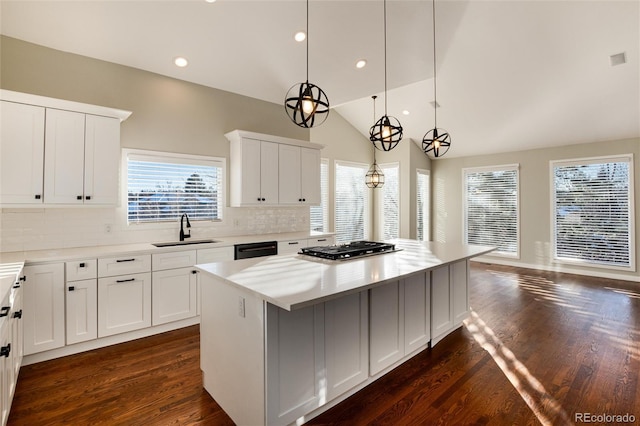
[310,158,329,233]
[550,154,635,272]
[334,160,371,244]
[377,162,400,241]
[122,148,226,228]
[462,163,520,258]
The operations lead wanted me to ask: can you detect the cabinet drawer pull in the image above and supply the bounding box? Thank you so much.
[191,270,198,274]
[68,286,75,291]
[35,194,41,200]
[77,195,83,200]
[13,310,22,319]
[1,344,10,358]
[19,276,26,282]
[79,262,86,268]
[0,306,9,317]
[116,278,135,283]
[317,239,327,242]
[288,242,299,245]
[85,195,91,200]
[116,258,136,263]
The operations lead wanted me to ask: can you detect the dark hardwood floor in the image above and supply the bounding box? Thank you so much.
[9,263,640,425]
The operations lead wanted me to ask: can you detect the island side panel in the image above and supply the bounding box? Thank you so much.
[200,273,265,425]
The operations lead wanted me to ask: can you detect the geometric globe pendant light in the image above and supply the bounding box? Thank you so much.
[285,0,330,128]
[369,0,403,151]
[422,0,451,158]
[366,96,385,188]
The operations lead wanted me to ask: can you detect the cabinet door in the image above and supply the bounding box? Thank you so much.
[278,144,302,205]
[451,260,469,325]
[324,291,368,401]
[235,137,261,205]
[300,147,321,205]
[98,272,151,337]
[23,264,65,355]
[431,265,452,345]
[152,268,197,325]
[66,279,98,345]
[404,273,430,355]
[84,114,120,204]
[259,141,279,205]
[266,303,324,426]
[44,108,86,204]
[369,280,404,375]
[0,101,45,204]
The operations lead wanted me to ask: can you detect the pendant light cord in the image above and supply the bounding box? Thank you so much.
[372,95,378,161]
[432,0,437,128]
[306,0,309,82]
[384,0,388,115]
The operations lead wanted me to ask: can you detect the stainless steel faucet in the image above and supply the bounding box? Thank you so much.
[179,213,191,241]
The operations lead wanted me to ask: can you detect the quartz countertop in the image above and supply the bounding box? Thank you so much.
[196,239,494,311]
[0,261,24,303]
[0,231,333,265]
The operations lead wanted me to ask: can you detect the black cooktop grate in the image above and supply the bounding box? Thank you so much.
[300,241,396,260]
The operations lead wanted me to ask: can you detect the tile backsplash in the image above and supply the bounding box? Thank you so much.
[0,206,310,252]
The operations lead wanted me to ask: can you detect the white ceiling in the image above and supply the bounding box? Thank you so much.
[1,0,638,158]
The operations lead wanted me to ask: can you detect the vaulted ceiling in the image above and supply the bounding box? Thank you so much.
[1,0,638,157]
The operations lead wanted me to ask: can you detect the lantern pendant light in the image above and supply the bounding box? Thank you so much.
[369,0,403,151]
[422,0,451,158]
[285,0,330,128]
[366,96,385,188]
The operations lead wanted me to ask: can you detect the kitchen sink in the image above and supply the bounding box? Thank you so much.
[152,239,220,247]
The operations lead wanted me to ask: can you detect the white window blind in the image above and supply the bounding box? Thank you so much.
[310,159,329,232]
[335,161,370,244]
[126,151,224,224]
[380,163,399,241]
[464,165,519,257]
[417,169,430,241]
[552,155,634,269]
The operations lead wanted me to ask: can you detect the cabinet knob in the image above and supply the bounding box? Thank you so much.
[85,195,91,200]
[68,286,75,291]
[261,198,266,201]
[0,344,10,358]
[34,194,41,200]
[77,195,83,200]
[13,310,22,319]
[79,262,86,268]
[302,198,306,202]
[191,270,198,274]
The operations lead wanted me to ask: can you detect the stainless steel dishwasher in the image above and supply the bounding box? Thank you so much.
[233,241,278,260]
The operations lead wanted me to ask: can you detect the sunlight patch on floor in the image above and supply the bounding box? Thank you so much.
[464,310,573,426]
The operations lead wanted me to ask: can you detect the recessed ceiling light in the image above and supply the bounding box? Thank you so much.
[294,31,306,42]
[205,0,216,3]
[610,52,627,66]
[402,110,410,115]
[355,59,367,69]
[174,57,189,68]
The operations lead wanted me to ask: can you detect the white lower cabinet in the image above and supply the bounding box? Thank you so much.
[98,272,152,338]
[370,273,431,375]
[266,303,325,426]
[152,268,197,326]
[431,260,469,346]
[23,264,65,355]
[277,239,307,255]
[324,291,368,401]
[66,279,98,345]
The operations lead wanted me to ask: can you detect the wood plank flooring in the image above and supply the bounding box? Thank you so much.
[8,263,640,425]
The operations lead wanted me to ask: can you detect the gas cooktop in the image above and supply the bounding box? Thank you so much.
[299,241,396,261]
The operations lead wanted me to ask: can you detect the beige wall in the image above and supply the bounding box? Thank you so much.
[431,138,640,281]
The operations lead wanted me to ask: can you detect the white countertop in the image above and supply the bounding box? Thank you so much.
[196,239,494,311]
[0,262,24,303]
[0,231,333,264]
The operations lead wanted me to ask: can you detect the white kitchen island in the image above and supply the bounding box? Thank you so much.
[196,239,493,426]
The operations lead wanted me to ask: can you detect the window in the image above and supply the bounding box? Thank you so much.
[552,155,634,270]
[464,164,519,257]
[379,163,399,240]
[125,150,225,224]
[416,169,430,241]
[335,161,370,244]
[310,158,329,232]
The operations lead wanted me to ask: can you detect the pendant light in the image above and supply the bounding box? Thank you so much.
[285,0,330,128]
[422,0,451,158]
[366,96,385,188]
[369,0,403,151]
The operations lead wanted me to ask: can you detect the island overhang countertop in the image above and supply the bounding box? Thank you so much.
[196,239,494,311]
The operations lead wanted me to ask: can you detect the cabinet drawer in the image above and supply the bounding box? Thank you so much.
[66,259,97,281]
[278,239,307,255]
[307,237,334,247]
[98,254,151,278]
[197,246,234,264]
[152,250,197,271]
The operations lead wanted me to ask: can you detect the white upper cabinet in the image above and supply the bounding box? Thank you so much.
[278,145,320,205]
[0,90,130,206]
[226,130,323,207]
[0,101,45,204]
